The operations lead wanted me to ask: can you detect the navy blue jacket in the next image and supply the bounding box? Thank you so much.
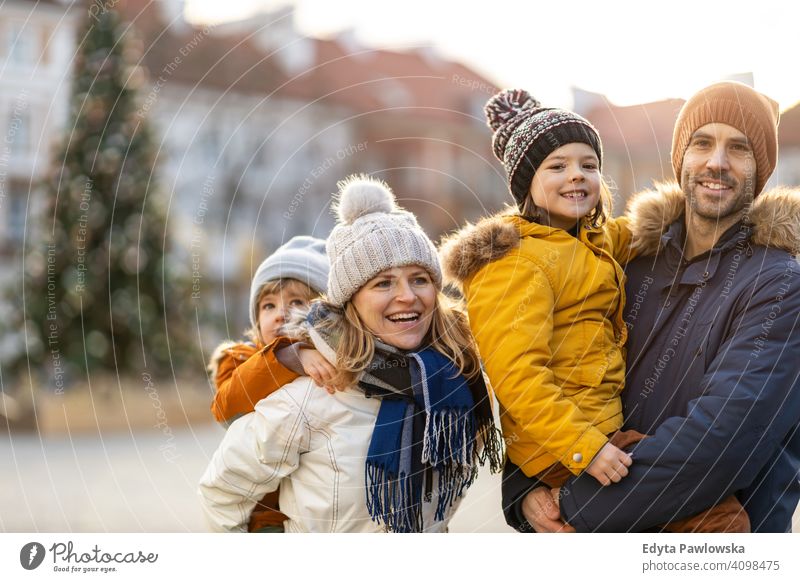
[502,184,800,532]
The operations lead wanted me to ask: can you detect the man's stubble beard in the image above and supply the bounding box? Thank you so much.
[681,170,754,223]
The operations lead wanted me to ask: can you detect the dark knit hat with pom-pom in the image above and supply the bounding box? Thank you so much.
[485,89,603,205]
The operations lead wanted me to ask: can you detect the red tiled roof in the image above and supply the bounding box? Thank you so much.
[117,0,496,123]
[288,38,495,120]
[118,0,286,95]
[583,98,684,151]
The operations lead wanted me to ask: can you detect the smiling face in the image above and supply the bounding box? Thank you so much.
[527,142,601,230]
[350,265,436,351]
[680,122,756,221]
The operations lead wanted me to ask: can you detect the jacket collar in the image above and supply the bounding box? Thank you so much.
[659,218,753,286]
[439,210,590,286]
[627,181,800,258]
[660,215,751,256]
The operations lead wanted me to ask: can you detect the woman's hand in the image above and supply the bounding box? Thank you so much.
[521,487,575,532]
[585,442,632,486]
[298,349,340,394]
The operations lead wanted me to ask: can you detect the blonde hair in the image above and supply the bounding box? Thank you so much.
[247,278,320,344]
[520,176,614,229]
[315,292,482,387]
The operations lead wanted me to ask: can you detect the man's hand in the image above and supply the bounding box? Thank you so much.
[521,487,575,532]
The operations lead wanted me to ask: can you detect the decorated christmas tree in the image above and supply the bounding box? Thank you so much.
[13,7,190,388]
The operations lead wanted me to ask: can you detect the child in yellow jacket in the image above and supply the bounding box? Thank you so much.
[208,235,335,531]
[440,89,747,532]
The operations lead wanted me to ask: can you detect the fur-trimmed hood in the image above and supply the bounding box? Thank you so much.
[439,209,523,286]
[626,181,800,257]
[440,182,800,285]
[207,340,254,382]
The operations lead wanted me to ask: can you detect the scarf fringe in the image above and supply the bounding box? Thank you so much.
[368,409,502,530]
[423,408,474,466]
[423,407,506,520]
[365,464,423,533]
[424,408,475,521]
[423,406,504,474]
[365,348,504,532]
[475,422,505,474]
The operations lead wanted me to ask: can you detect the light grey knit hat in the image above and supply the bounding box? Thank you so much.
[326,175,442,306]
[249,235,329,329]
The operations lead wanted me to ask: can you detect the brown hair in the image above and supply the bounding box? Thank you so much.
[519,177,614,230]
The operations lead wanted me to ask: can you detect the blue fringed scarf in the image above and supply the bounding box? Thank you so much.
[364,348,500,532]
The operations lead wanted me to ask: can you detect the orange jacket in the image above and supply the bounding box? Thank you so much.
[209,336,301,530]
[210,337,300,425]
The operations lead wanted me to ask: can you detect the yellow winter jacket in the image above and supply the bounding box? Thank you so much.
[440,213,634,477]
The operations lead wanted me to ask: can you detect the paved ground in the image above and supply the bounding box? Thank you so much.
[0,424,512,532]
[1,424,796,533]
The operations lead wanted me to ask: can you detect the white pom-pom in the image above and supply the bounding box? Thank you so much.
[334,174,396,224]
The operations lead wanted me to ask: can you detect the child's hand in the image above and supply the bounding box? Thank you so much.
[585,442,632,486]
[298,349,339,394]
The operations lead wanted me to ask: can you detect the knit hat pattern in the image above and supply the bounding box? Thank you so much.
[672,81,780,194]
[485,89,603,205]
[249,235,329,329]
[326,175,442,306]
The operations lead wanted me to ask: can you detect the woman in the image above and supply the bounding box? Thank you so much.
[198,175,502,533]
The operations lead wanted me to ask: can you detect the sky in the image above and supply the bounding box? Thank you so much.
[183,0,800,111]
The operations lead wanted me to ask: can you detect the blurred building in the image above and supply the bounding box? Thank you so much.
[11,2,797,347]
[117,0,505,334]
[777,101,800,186]
[575,88,683,211]
[0,0,79,372]
[0,0,78,267]
[0,0,506,342]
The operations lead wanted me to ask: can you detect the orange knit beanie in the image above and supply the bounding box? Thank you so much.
[672,81,779,194]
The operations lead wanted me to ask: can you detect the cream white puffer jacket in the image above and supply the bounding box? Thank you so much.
[198,376,457,533]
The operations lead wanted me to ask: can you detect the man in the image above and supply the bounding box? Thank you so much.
[502,81,800,532]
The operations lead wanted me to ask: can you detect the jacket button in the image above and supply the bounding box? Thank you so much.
[572,453,583,463]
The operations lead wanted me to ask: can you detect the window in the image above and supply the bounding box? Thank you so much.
[7,23,36,66]
[7,107,31,158]
[7,187,26,243]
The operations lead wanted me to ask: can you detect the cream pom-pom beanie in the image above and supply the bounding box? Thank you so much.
[325,175,442,306]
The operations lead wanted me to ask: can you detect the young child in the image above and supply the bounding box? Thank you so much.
[439,89,748,532]
[208,235,334,532]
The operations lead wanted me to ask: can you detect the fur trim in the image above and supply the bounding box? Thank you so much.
[626,181,800,256]
[207,340,240,381]
[748,186,800,255]
[279,303,341,366]
[278,305,314,343]
[626,181,686,256]
[439,212,521,286]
